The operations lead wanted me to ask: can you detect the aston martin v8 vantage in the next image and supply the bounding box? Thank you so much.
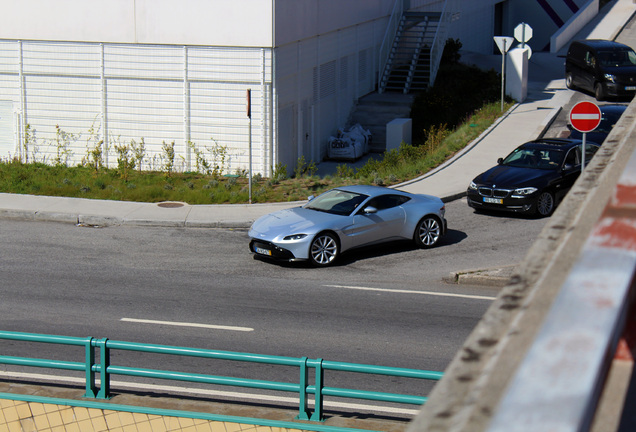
[248,185,447,267]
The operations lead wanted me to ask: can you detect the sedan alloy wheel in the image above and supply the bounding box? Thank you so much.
[536,191,555,216]
[309,232,339,266]
[415,216,441,248]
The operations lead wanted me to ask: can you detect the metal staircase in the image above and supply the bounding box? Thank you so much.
[379,11,441,94]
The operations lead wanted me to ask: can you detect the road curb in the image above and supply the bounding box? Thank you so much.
[445,265,517,287]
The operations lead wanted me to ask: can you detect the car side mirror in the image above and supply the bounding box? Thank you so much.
[308,195,315,201]
[497,158,503,165]
[563,164,574,171]
[364,206,378,214]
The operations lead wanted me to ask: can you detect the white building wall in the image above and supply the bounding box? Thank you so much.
[0,0,274,47]
[0,0,512,178]
[0,40,273,175]
[449,0,500,53]
[273,17,382,172]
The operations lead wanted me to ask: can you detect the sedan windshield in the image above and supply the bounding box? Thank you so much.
[502,147,564,170]
[305,189,368,216]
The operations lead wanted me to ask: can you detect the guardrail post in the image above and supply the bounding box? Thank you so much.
[83,337,97,398]
[95,338,110,399]
[296,357,310,420]
[310,358,324,422]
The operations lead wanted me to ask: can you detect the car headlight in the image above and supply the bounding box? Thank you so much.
[512,187,537,197]
[283,234,307,241]
[468,181,477,190]
[604,73,617,83]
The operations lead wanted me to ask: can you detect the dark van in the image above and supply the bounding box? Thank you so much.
[565,39,636,100]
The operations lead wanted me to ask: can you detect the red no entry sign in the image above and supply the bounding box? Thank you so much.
[569,101,601,133]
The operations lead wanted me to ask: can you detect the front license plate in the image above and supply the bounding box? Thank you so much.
[255,247,272,256]
[626,86,636,91]
[483,197,503,204]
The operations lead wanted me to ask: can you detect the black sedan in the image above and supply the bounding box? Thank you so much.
[467,138,600,217]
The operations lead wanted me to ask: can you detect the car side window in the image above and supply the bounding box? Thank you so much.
[365,195,409,211]
[564,147,581,167]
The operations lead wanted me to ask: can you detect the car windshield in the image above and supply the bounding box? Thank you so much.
[597,49,636,67]
[502,147,564,170]
[304,189,368,216]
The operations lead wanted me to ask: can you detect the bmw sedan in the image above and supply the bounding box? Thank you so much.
[249,185,447,267]
[467,138,600,217]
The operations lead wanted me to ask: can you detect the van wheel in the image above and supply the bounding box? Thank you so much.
[565,72,575,89]
[595,83,606,101]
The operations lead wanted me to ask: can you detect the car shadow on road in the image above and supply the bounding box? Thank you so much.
[253,228,468,268]
[470,208,548,220]
[336,228,468,266]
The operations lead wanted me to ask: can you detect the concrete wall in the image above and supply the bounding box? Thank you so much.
[0,0,274,47]
[506,0,592,52]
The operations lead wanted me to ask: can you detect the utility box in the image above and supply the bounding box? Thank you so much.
[386,118,412,151]
[506,47,529,102]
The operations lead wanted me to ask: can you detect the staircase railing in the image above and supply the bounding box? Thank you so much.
[429,0,459,86]
[378,0,405,94]
[404,17,429,93]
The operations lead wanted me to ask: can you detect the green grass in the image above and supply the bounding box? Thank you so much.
[0,100,514,204]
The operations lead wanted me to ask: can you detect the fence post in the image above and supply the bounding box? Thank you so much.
[310,358,324,422]
[95,338,110,399]
[83,337,97,398]
[296,357,310,420]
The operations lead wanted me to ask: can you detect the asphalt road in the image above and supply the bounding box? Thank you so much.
[0,198,547,413]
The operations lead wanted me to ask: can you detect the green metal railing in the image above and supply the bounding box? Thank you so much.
[0,330,442,421]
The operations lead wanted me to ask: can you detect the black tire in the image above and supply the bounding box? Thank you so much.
[535,191,555,217]
[595,83,606,101]
[309,232,339,267]
[565,72,575,89]
[414,216,442,248]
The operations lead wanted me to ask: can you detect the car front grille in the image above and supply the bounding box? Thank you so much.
[478,187,512,198]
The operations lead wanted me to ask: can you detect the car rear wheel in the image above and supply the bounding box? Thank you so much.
[414,216,441,248]
[565,72,575,89]
[536,191,555,217]
[595,83,606,101]
[309,232,339,267]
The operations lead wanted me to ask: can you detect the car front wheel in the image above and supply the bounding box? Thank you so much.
[309,232,339,267]
[536,191,555,217]
[414,216,442,248]
[595,83,606,101]
[565,72,575,89]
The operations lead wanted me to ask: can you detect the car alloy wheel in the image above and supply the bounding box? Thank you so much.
[565,72,575,89]
[309,232,339,266]
[414,216,441,248]
[595,83,605,101]
[536,191,555,216]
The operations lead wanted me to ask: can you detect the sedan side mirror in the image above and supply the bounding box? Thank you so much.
[308,195,315,201]
[497,158,503,165]
[364,206,378,214]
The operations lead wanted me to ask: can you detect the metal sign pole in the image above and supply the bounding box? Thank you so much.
[247,89,252,204]
[581,132,586,174]
[501,40,506,112]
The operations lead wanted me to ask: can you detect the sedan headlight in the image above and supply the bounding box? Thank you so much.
[604,73,617,83]
[512,187,537,197]
[283,234,307,241]
[468,181,477,190]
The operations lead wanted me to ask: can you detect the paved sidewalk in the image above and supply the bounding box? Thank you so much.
[0,0,633,231]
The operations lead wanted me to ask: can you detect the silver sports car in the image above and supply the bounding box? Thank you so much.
[248,185,447,267]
